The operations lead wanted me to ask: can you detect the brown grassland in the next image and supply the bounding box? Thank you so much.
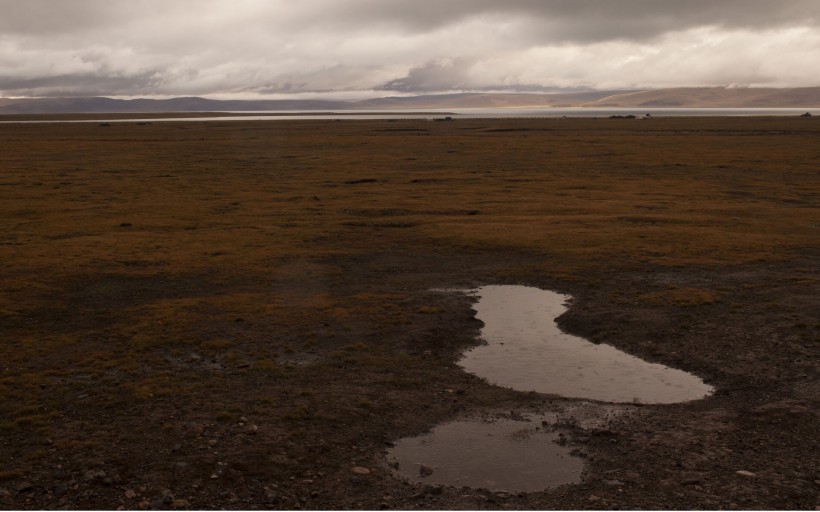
[0,116,818,509]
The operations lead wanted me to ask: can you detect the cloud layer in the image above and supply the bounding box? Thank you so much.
[1,0,818,97]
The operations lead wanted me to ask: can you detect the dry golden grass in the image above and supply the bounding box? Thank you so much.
[3,118,817,276]
[2,116,818,397]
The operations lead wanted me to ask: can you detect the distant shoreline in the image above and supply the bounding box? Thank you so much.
[2,87,820,116]
[1,107,817,123]
[0,111,458,122]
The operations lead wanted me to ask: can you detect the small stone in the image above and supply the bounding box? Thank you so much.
[16,481,34,493]
[419,465,434,477]
[603,479,624,487]
[172,499,190,508]
[736,470,756,478]
[125,489,137,499]
[210,473,219,479]
[351,466,371,475]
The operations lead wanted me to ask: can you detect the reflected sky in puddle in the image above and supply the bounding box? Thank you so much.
[387,285,714,493]
[460,285,713,404]
[387,413,583,492]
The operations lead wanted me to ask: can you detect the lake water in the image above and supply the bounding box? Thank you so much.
[2,107,816,123]
[459,285,714,404]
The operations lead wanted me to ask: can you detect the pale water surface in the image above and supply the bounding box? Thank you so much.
[2,107,816,123]
[460,285,714,403]
[387,414,583,492]
[386,285,713,491]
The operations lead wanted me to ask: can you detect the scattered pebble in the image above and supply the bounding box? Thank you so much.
[624,471,641,482]
[264,489,278,504]
[124,489,137,499]
[419,464,434,477]
[351,466,371,475]
[736,470,756,478]
[16,481,34,493]
[161,489,174,504]
[52,483,69,498]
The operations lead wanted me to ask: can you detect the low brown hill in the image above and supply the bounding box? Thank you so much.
[582,87,820,107]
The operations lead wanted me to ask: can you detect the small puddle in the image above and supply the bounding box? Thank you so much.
[386,413,584,492]
[460,285,714,404]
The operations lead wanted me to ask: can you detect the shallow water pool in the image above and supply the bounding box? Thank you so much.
[387,413,583,492]
[459,285,713,404]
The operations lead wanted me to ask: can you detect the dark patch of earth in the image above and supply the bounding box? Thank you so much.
[1,237,817,510]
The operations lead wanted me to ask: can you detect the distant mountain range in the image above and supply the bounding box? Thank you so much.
[1,87,819,114]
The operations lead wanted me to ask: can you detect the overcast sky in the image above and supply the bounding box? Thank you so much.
[1,0,818,98]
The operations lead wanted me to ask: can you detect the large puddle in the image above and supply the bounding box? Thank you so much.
[387,285,715,492]
[460,285,714,404]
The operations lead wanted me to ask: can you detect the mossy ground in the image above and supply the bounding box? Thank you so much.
[0,117,818,509]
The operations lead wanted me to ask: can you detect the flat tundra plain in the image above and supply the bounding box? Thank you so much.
[0,117,818,509]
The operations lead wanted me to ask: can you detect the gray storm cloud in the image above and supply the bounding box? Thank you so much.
[0,0,818,97]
